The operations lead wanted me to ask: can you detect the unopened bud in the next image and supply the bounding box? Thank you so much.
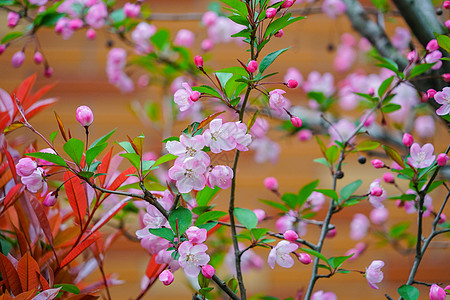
[371,159,384,169]
[190,91,200,102]
[266,7,277,18]
[402,133,414,147]
[264,177,278,191]
[34,52,43,64]
[290,116,302,128]
[284,230,298,242]
[76,105,94,127]
[194,55,204,68]
[287,79,298,88]
[247,60,258,73]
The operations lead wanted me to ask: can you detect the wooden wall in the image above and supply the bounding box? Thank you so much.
[0,0,449,299]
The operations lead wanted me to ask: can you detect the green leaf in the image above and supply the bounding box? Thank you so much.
[215,73,234,90]
[85,143,108,166]
[215,66,248,76]
[382,145,405,168]
[408,63,434,79]
[220,0,248,16]
[297,179,319,208]
[382,103,402,113]
[117,141,136,154]
[1,31,23,44]
[191,85,222,99]
[195,211,227,226]
[313,158,331,168]
[169,206,192,236]
[435,33,450,53]
[355,140,380,151]
[378,75,394,98]
[50,131,58,143]
[227,277,238,293]
[154,153,177,166]
[149,228,175,241]
[315,189,338,201]
[299,248,328,264]
[234,207,258,230]
[389,222,410,238]
[90,129,116,148]
[327,254,353,269]
[251,228,269,241]
[53,284,80,295]
[397,285,419,300]
[326,145,339,165]
[198,222,218,231]
[25,152,68,167]
[340,180,362,201]
[259,199,289,212]
[229,14,249,26]
[33,11,64,27]
[264,13,304,38]
[259,47,289,73]
[119,153,141,170]
[281,193,297,209]
[151,29,169,50]
[0,0,16,5]
[197,186,220,206]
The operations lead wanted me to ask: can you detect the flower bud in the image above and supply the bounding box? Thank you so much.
[370,207,389,225]
[367,87,375,96]
[158,270,174,286]
[427,89,437,98]
[370,186,383,197]
[284,230,298,242]
[406,50,417,62]
[76,105,94,126]
[281,0,294,8]
[253,209,266,222]
[382,172,395,184]
[194,55,203,68]
[297,129,312,141]
[438,213,446,224]
[0,44,6,55]
[16,158,37,177]
[124,2,140,18]
[426,39,439,52]
[402,133,414,147]
[266,7,277,18]
[298,253,312,264]
[420,92,428,103]
[247,60,258,73]
[263,177,278,191]
[445,20,450,30]
[189,91,200,102]
[445,1,450,9]
[429,284,446,300]
[43,192,57,207]
[86,28,96,40]
[201,39,214,51]
[371,159,384,169]
[33,52,43,64]
[275,29,284,38]
[290,116,302,128]
[442,73,450,82]
[44,67,53,78]
[11,51,25,68]
[7,12,19,28]
[326,228,337,238]
[287,79,298,88]
[437,153,449,166]
[201,265,215,279]
[69,18,83,30]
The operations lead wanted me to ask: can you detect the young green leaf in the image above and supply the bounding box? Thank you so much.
[234,207,258,230]
[169,206,192,236]
[340,180,362,201]
[259,47,289,74]
[148,228,175,242]
[25,152,68,167]
[397,285,419,300]
[63,138,84,165]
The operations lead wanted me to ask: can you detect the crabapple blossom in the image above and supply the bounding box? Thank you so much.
[123,3,140,18]
[159,270,174,286]
[225,243,263,273]
[370,207,389,225]
[287,79,298,88]
[368,179,387,208]
[298,129,313,141]
[201,38,214,51]
[76,105,94,127]
[165,134,209,163]
[345,242,366,261]
[173,82,199,111]
[269,89,288,114]
[334,44,356,72]
[37,148,57,166]
[370,186,383,197]
[201,265,215,279]
[402,133,414,147]
[306,191,325,212]
[303,71,335,97]
[16,158,37,177]
[202,11,218,26]
[178,241,210,277]
[276,211,307,237]
[391,27,411,51]
[408,143,436,169]
[290,117,302,128]
[253,209,266,222]
[250,118,269,138]
[404,189,433,217]
[186,226,207,244]
[274,29,284,37]
[68,19,83,30]
[429,284,446,300]
[321,0,346,19]
[21,168,46,193]
[155,249,180,271]
[311,290,337,300]
[281,0,294,8]
[263,177,279,191]
[247,60,258,73]
[438,213,446,224]
[414,115,435,139]
[437,153,449,166]
[29,0,47,5]
[44,67,54,78]
[168,157,208,193]
[233,122,252,151]
[371,159,384,169]
[106,48,134,93]
[11,51,25,68]
[350,213,370,240]
[267,240,298,269]
[266,7,277,18]
[207,165,233,189]
[0,44,5,54]
[298,253,312,265]
[202,119,236,153]
[85,2,108,29]
[131,22,156,54]
[33,52,43,64]
[194,55,203,68]
[443,73,450,82]
[426,39,439,52]
[434,87,450,116]
[284,230,298,242]
[326,228,337,238]
[427,89,437,98]
[43,192,57,207]
[425,50,443,70]
[284,67,303,87]
[445,1,450,9]
[446,20,450,30]
[328,119,355,143]
[365,260,384,289]
[174,29,195,48]
[382,172,395,184]
[7,12,19,28]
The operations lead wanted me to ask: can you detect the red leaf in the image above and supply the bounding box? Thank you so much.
[3,145,18,184]
[197,111,226,131]
[13,225,29,256]
[3,183,24,211]
[102,166,136,200]
[97,148,113,187]
[24,98,58,120]
[64,171,88,226]
[0,253,23,295]
[86,198,129,239]
[23,82,57,111]
[145,255,167,285]
[59,232,101,269]
[12,289,36,300]
[13,73,36,108]
[54,112,68,142]
[17,252,40,292]
[38,273,50,290]
[28,195,55,248]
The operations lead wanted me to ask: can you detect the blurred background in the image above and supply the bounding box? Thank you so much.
[0,0,449,299]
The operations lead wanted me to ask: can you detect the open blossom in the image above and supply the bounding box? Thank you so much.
[334,44,356,72]
[203,119,236,153]
[404,189,433,217]
[414,115,435,139]
[434,87,450,116]
[391,27,411,51]
[370,207,389,225]
[429,284,446,300]
[202,11,218,26]
[322,0,346,19]
[168,157,207,193]
[284,67,303,88]
[306,191,325,212]
[233,122,252,151]
[345,242,366,261]
[123,3,140,18]
[276,210,307,237]
[21,168,46,193]
[269,89,288,115]
[407,143,435,169]
[159,270,174,286]
[311,290,337,300]
[186,226,207,244]
[328,119,355,143]
[178,241,210,277]
[16,158,37,177]
[267,240,298,269]
[350,213,370,240]
[207,165,233,189]
[85,2,107,28]
[368,179,387,208]
[425,50,443,70]
[155,249,180,271]
[174,29,195,47]
[365,260,384,289]
[106,48,134,93]
[131,22,156,54]
[250,117,269,138]
[225,243,263,273]
[165,134,209,163]
[250,137,281,164]
[173,82,198,112]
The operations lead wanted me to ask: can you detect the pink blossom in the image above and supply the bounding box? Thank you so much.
[298,253,312,264]
[186,226,207,244]
[124,3,140,18]
[174,29,195,48]
[250,118,269,138]
[429,284,446,300]
[434,87,450,116]
[85,2,107,28]
[194,55,203,68]
[166,134,209,163]
[21,168,46,193]
[274,29,284,38]
[207,165,233,189]
[366,260,384,289]
[321,0,346,19]
[207,16,243,44]
[253,209,266,221]
[266,7,277,18]
[37,148,57,166]
[382,172,395,184]
[43,192,57,207]
[404,189,433,217]
[326,228,337,238]
[284,230,298,242]
[345,242,366,261]
[7,12,19,28]
[29,0,47,5]
[201,38,214,51]
[201,265,215,279]
[173,82,197,111]
[159,270,174,286]
[250,137,281,164]
[311,290,337,300]
[202,11,218,26]
[55,18,75,39]
[290,117,302,128]
[334,44,356,72]
[408,143,435,169]
[371,187,383,197]
[303,71,335,97]
[106,48,134,93]
[445,20,450,30]
[33,52,44,64]
[269,89,288,115]
[306,191,325,212]
[11,51,25,68]
[427,89,437,99]
[276,211,307,237]
[16,158,37,177]
[425,50,443,70]
[360,110,376,127]
[284,67,303,88]
[391,27,411,51]
[445,1,450,9]
[443,73,450,82]
[76,105,94,126]
[281,0,294,8]
[370,207,389,225]
[414,115,435,139]
[350,213,369,240]
[131,22,156,54]
[287,79,298,88]
[371,159,384,169]
[437,153,449,166]
[328,119,355,143]
[426,39,439,52]
[178,241,210,277]
[0,44,6,54]
[368,180,387,208]
[264,177,279,191]
[297,129,313,141]
[203,119,237,153]
[68,18,83,30]
[233,122,252,151]
[168,158,207,194]
[247,60,258,73]
[225,243,263,273]
[155,249,180,271]
[267,240,298,269]
[402,133,414,147]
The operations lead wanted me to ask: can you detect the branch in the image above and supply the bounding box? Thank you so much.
[211,275,240,300]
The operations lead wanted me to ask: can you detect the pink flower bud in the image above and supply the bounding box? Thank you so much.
[290,116,302,128]
[275,29,284,38]
[442,73,450,82]
[427,89,437,98]
[158,270,174,286]
[253,209,266,222]
[76,105,94,126]
[420,92,428,103]
[44,67,53,78]
[284,230,298,242]
[201,265,215,279]
[445,20,450,30]
[137,75,149,88]
[396,199,404,208]
[426,39,439,52]
[86,28,96,40]
[287,79,298,88]
[429,284,446,300]
[194,55,203,68]
[33,52,43,64]
[402,133,414,147]
[281,0,294,8]
[370,186,383,197]
[16,158,37,177]
[371,159,384,169]
[43,192,57,207]
[0,44,6,55]
[189,90,200,102]
[437,153,449,166]
[201,39,214,51]
[407,50,418,62]
[11,51,25,68]
[266,7,277,18]
[445,1,450,9]
[124,2,140,18]
[370,207,389,225]
[297,129,312,141]
[247,60,258,73]
[382,172,395,184]
[326,228,337,238]
[298,253,312,264]
[69,18,83,30]
[264,177,278,191]
[7,12,19,28]
[438,213,446,224]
